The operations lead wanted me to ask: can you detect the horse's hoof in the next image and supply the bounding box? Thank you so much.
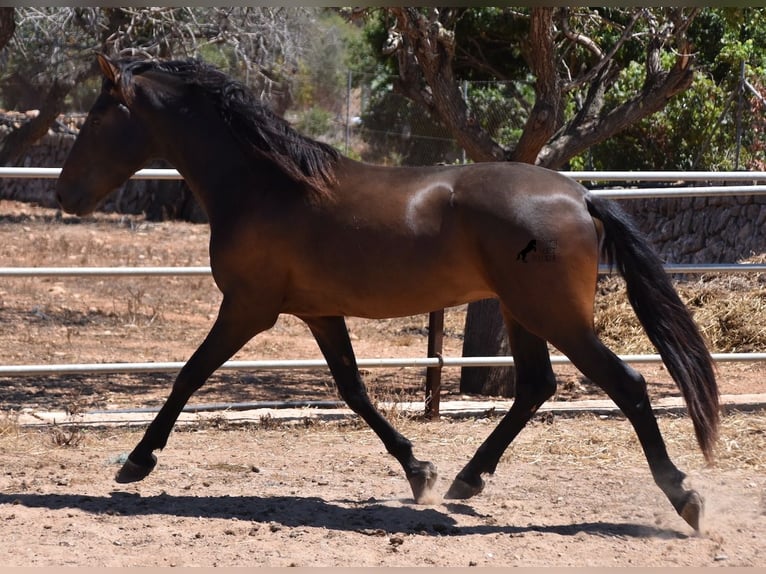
[679,490,704,532]
[444,475,484,500]
[115,454,157,484]
[408,461,439,504]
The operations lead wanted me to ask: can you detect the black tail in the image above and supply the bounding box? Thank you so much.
[585,193,720,462]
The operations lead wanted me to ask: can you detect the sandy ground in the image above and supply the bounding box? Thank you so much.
[0,199,764,566]
[0,413,764,567]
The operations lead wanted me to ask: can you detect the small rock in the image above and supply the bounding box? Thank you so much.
[714,553,728,562]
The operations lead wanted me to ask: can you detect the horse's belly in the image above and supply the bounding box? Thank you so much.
[282,260,493,319]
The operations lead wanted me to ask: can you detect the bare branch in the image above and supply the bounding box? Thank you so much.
[388,7,506,162]
[560,8,603,60]
[562,9,643,93]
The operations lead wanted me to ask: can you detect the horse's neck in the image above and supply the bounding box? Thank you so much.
[157,117,264,222]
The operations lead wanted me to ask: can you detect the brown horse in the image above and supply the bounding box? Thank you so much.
[57,55,719,531]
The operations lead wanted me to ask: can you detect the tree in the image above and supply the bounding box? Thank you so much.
[0,8,13,52]
[585,8,766,172]
[368,7,703,396]
[1,7,356,220]
[0,7,327,165]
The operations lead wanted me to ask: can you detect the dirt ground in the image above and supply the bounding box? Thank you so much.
[0,199,764,566]
[1,413,764,567]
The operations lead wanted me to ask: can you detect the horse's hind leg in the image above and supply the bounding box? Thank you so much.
[558,333,704,531]
[446,314,556,499]
[304,315,438,504]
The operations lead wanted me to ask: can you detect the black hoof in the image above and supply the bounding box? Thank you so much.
[115,454,157,484]
[444,475,484,500]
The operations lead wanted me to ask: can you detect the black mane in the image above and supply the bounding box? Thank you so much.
[123,58,341,197]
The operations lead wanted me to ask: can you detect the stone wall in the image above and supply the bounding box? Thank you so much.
[621,194,766,264]
[0,114,206,222]
[2,113,765,262]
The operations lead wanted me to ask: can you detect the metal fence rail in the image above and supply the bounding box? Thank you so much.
[3,166,766,182]
[2,263,765,278]
[1,352,766,378]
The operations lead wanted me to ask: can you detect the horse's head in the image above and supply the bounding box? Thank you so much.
[57,55,154,216]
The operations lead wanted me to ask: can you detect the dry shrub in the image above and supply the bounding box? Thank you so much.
[0,411,20,439]
[49,423,83,447]
[595,260,766,354]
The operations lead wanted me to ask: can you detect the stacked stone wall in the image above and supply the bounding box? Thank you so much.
[0,114,205,222]
[621,194,766,263]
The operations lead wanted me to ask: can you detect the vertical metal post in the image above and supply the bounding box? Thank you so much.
[735,60,745,171]
[424,309,444,419]
[461,80,468,165]
[345,69,352,155]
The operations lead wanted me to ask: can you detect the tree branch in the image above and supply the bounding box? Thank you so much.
[562,9,643,93]
[0,80,70,166]
[538,44,694,168]
[512,7,561,163]
[387,7,506,162]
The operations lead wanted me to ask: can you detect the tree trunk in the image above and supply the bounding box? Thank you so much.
[459,299,511,396]
[0,80,70,166]
[0,8,14,51]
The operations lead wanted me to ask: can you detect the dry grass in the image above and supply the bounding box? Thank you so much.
[595,257,766,354]
[1,409,762,473]
[516,410,766,472]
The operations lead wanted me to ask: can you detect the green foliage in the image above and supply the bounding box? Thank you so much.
[581,7,766,171]
[466,82,528,148]
[294,106,333,139]
[292,11,356,114]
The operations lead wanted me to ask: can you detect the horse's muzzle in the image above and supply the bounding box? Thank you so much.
[55,182,92,216]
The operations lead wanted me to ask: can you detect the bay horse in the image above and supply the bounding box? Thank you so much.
[56,55,719,531]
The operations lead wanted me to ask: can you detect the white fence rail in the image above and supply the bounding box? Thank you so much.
[3,166,766,181]
[1,169,765,409]
[2,353,766,378]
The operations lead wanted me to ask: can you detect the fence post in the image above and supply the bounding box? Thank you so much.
[424,309,444,419]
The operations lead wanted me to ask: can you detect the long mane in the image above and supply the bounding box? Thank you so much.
[122,58,341,197]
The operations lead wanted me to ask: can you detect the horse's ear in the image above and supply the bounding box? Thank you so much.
[97,54,120,85]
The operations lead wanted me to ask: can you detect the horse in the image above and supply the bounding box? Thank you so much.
[56,55,719,531]
[516,239,537,262]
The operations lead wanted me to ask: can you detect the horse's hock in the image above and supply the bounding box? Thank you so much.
[2,111,766,263]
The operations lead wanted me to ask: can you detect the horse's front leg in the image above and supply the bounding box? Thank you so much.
[116,297,276,483]
[303,315,438,504]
